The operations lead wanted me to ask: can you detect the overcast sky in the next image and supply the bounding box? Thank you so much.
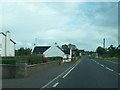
[0,1,118,51]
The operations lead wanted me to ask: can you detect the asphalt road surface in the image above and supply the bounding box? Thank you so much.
[2,56,119,89]
[50,57,119,88]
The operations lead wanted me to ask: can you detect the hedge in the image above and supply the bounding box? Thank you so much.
[1,55,63,65]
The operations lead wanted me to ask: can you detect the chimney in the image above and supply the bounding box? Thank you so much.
[5,31,11,56]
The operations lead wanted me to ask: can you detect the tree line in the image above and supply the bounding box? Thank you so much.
[16,44,119,59]
[96,45,120,58]
[15,43,80,57]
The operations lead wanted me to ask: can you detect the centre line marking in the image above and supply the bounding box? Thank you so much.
[52,82,59,88]
[106,67,113,72]
[41,60,81,89]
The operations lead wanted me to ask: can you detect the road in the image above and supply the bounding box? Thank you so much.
[50,57,119,88]
[2,56,119,89]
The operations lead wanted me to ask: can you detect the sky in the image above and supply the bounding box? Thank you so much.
[0,0,119,51]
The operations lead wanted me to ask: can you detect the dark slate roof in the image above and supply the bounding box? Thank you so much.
[10,39,16,44]
[0,32,16,44]
[0,32,6,36]
[33,46,51,54]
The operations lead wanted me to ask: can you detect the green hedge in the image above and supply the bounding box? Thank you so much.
[27,54,42,65]
[1,56,27,64]
[1,55,63,65]
[1,54,41,65]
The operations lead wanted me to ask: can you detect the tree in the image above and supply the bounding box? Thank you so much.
[96,46,106,58]
[68,44,77,50]
[61,43,80,57]
[15,47,32,56]
[107,45,116,57]
[61,44,70,51]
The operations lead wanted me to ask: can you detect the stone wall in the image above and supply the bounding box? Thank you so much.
[1,61,59,79]
[1,63,27,79]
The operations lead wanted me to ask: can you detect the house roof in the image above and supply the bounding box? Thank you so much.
[0,32,6,36]
[0,32,16,44]
[32,46,51,54]
[10,39,16,44]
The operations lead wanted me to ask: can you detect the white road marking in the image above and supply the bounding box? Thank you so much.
[105,67,113,72]
[52,82,59,88]
[97,62,100,64]
[93,59,119,75]
[62,66,75,78]
[100,64,104,67]
[41,60,81,89]
[62,62,80,79]
[105,60,118,64]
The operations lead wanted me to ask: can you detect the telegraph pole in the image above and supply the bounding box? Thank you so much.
[103,38,105,49]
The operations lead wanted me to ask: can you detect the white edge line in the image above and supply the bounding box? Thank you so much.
[106,60,118,64]
[41,66,71,89]
[100,64,104,67]
[52,82,59,88]
[106,67,113,72]
[62,66,75,79]
[62,62,79,79]
[97,62,100,64]
[41,61,81,89]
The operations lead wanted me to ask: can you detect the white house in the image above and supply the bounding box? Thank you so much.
[44,44,64,57]
[0,31,16,57]
[31,44,72,62]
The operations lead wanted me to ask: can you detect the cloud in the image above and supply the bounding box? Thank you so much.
[1,2,118,51]
[1,0,119,2]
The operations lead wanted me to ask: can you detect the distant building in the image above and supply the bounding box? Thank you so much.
[31,44,72,62]
[0,31,16,56]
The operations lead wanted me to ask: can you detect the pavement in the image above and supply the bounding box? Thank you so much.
[2,56,119,89]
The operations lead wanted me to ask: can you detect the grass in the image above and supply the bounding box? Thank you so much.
[92,56,119,63]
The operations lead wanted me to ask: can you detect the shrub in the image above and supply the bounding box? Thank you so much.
[1,56,27,64]
[27,54,41,65]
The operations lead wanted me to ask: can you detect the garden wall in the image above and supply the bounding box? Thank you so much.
[0,61,59,79]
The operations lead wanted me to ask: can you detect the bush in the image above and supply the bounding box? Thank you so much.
[1,56,27,64]
[27,54,41,65]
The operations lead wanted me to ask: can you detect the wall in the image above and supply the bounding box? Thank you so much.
[0,31,15,57]
[6,31,10,56]
[1,62,27,79]
[0,34,2,56]
[10,41,15,56]
[0,61,59,79]
[0,33,6,56]
[44,45,64,57]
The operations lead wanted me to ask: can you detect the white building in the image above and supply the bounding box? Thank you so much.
[31,43,72,62]
[0,31,16,57]
[44,44,64,57]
